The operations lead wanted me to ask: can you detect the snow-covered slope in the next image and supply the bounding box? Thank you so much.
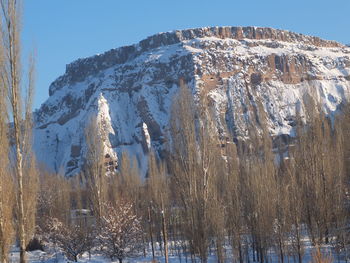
[34,26,350,176]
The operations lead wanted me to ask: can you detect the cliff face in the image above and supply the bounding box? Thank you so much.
[48,27,342,96]
[34,26,350,176]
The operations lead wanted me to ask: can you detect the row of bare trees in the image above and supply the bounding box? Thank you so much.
[34,118,145,262]
[168,83,350,263]
[160,82,350,263]
[13,79,346,263]
[62,81,348,263]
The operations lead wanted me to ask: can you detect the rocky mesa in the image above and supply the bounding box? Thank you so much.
[33,26,350,176]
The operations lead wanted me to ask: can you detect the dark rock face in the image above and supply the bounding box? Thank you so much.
[34,26,350,176]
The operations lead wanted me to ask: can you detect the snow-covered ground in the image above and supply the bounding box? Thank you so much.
[10,238,342,263]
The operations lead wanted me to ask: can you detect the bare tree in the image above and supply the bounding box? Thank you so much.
[83,116,108,222]
[0,0,37,262]
[273,157,292,263]
[0,74,14,263]
[113,152,142,205]
[223,140,245,263]
[342,102,350,178]
[168,80,221,263]
[41,216,94,262]
[330,102,350,258]
[98,201,143,263]
[147,151,169,263]
[37,170,71,226]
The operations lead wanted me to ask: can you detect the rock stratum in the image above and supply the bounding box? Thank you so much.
[34,26,350,176]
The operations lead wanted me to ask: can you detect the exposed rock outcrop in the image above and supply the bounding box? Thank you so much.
[34,26,350,176]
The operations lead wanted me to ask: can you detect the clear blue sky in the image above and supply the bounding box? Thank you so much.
[23,0,350,110]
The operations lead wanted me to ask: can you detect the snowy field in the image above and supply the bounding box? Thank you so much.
[9,238,343,263]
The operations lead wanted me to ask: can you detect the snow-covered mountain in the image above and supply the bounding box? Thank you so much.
[34,26,350,176]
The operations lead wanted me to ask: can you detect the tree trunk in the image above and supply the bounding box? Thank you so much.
[296,224,302,263]
[148,206,155,260]
[238,240,243,263]
[216,238,224,263]
[161,199,169,263]
[8,2,28,261]
[252,240,256,262]
[278,235,284,263]
[0,210,7,263]
[14,121,26,263]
